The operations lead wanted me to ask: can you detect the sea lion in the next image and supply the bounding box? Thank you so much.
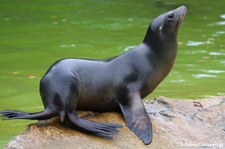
[0,6,187,145]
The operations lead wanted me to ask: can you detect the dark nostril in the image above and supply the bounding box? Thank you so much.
[168,13,174,19]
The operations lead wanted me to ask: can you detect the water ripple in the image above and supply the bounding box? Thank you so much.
[220,60,225,64]
[192,74,217,78]
[202,70,225,74]
[209,52,225,56]
[215,14,225,25]
[217,21,225,25]
[170,79,187,83]
[60,44,76,48]
[212,31,225,36]
[186,41,205,46]
[221,14,225,19]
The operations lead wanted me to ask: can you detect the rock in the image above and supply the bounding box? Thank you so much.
[5,96,225,149]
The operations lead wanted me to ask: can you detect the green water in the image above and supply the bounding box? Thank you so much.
[0,0,224,147]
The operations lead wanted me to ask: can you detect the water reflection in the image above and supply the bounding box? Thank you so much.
[220,60,225,64]
[209,52,225,56]
[169,79,187,83]
[190,50,208,54]
[186,41,205,46]
[221,14,225,19]
[60,44,76,48]
[192,74,217,78]
[203,70,225,74]
[212,31,225,36]
[217,21,225,25]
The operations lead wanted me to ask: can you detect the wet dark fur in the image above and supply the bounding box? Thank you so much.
[0,6,186,145]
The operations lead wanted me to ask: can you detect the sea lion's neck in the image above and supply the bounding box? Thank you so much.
[142,28,178,63]
[144,27,177,51]
[137,32,178,98]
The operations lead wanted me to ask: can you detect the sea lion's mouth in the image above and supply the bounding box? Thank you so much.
[177,6,187,25]
[175,6,187,28]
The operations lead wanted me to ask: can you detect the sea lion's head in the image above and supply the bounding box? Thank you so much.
[151,6,187,36]
[143,6,187,50]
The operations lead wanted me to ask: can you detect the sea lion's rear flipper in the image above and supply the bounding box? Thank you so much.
[0,109,56,120]
[118,93,152,144]
[65,110,122,138]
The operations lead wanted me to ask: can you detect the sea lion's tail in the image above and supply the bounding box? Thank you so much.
[65,110,122,138]
[0,108,56,120]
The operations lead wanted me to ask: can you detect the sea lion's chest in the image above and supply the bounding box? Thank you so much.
[140,58,175,98]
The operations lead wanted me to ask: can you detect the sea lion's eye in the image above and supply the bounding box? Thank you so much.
[167,13,174,22]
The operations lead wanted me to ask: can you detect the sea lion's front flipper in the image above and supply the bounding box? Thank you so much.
[118,93,152,145]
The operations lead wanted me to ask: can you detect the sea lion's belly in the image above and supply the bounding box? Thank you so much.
[77,95,118,111]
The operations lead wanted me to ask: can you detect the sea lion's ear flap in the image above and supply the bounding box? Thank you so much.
[159,25,163,31]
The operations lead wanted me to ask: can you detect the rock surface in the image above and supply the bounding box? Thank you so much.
[5,96,225,149]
